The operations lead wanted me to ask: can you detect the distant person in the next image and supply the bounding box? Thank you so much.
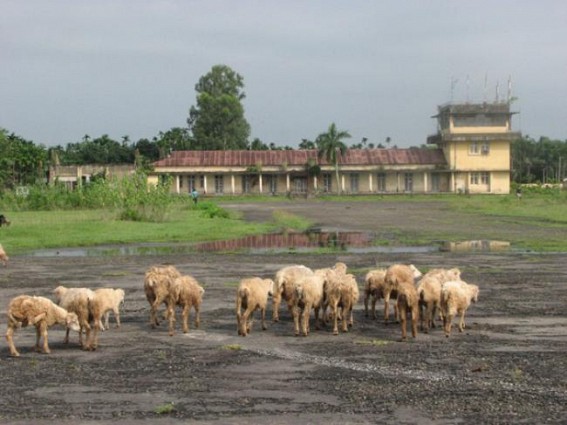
[191,188,199,205]
[516,187,522,200]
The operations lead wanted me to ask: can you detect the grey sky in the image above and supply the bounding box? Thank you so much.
[1,1,566,148]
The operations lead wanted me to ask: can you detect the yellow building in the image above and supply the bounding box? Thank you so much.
[427,102,520,194]
[151,102,520,196]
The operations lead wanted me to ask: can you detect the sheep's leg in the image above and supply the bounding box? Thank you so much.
[39,321,50,354]
[314,306,321,330]
[399,301,408,341]
[151,294,166,328]
[364,293,370,318]
[458,309,466,332]
[35,324,42,352]
[236,308,243,335]
[332,303,340,335]
[301,305,311,336]
[371,296,378,320]
[272,297,280,322]
[87,317,101,350]
[241,307,254,336]
[182,303,190,334]
[167,303,176,337]
[6,325,20,357]
[103,312,110,330]
[348,303,355,328]
[292,306,300,336]
[260,307,267,331]
[411,305,419,338]
[383,291,391,324]
[341,303,350,333]
[64,327,71,344]
[114,307,121,328]
[444,314,453,337]
[194,303,201,329]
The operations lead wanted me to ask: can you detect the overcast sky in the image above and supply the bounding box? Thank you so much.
[2,1,566,149]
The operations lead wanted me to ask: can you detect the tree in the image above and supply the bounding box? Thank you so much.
[316,123,351,194]
[0,129,47,189]
[187,65,251,150]
[299,139,316,150]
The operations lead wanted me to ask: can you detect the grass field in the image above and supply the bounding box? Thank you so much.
[0,191,565,254]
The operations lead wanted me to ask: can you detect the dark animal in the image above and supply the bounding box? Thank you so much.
[0,214,10,227]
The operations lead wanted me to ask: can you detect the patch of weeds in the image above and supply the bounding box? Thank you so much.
[272,210,312,232]
[154,402,175,414]
[354,338,390,347]
[511,367,524,381]
[155,350,167,360]
[223,281,240,288]
[28,357,38,369]
[222,344,242,351]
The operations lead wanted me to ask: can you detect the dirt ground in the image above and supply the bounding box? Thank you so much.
[1,200,566,424]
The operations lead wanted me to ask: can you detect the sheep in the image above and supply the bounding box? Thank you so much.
[144,265,181,328]
[363,268,388,319]
[5,295,80,357]
[93,288,125,331]
[0,243,8,267]
[324,272,360,335]
[292,274,326,337]
[167,275,205,336]
[53,285,95,349]
[236,277,274,336]
[0,214,10,227]
[272,265,314,322]
[440,280,480,337]
[417,268,461,333]
[382,264,422,325]
[396,280,420,341]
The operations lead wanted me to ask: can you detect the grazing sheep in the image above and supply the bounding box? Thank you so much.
[144,265,181,328]
[272,265,314,322]
[383,264,422,325]
[167,275,205,336]
[236,277,274,336]
[94,288,125,331]
[363,268,388,319]
[440,280,480,337]
[0,214,10,227]
[53,285,96,349]
[292,274,326,336]
[0,243,8,267]
[396,280,420,341]
[417,268,461,333]
[5,295,80,357]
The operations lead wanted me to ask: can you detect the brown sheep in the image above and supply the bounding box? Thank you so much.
[236,277,274,336]
[417,268,461,333]
[0,243,8,267]
[292,274,326,337]
[383,264,422,325]
[53,286,95,349]
[5,295,80,357]
[144,265,181,328]
[272,265,314,322]
[441,280,479,337]
[167,275,205,336]
[324,272,360,335]
[396,280,420,341]
[363,268,388,320]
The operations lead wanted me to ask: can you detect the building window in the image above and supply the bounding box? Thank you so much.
[469,142,480,155]
[431,173,440,192]
[267,175,277,194]
[242,175,252,193]
[481,142,490,155]
[480,172,490,185]
[199,175,205,189]
[470,173,479,185]
[376,173,386,192]
[214,175,224,194]
[323,174,332,192]
[188,175,196,192]
[404,173,413,192]
[350,173,359,193]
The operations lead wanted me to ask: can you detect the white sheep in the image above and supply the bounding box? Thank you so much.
[0,243,8,267]
[5,295,80,357]
[53,285,96,349]
[396,280,420,341]
[292,273,326,337]
[383,264,422,325]
[440,280,480,337]
[144,265,181,328]
[417,268,461,333]
[236,277,274,336]
[272,265,314,322]
[363,268,388,319]
[167,275,205,336]
[324,272,360,335]
[94,288,125,331]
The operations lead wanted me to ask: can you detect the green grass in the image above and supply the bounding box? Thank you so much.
[154,402,175,414]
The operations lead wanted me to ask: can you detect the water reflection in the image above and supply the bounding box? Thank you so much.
[440,240,510,252]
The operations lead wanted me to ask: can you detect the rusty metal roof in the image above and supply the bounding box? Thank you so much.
[153,148,446,168]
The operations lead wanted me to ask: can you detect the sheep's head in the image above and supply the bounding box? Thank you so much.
[470,285,480,303]
[53,286,67,302]
[409,264,422,279]
[265,279,275,297]
[66,312,81,332]
[333,262,348,275]
[447,268,461,281]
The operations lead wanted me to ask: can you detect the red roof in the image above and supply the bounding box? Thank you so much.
[154,148,446,167]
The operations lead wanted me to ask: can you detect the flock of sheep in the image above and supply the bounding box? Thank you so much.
[3,260,479,357]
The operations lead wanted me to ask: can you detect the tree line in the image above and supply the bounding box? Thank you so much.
[1,64,566,191]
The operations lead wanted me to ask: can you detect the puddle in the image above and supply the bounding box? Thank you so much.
[25,233,512,257]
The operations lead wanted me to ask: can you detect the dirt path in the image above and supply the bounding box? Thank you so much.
[1,201,566,424]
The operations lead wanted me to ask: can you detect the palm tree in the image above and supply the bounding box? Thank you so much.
[316,123,351,194]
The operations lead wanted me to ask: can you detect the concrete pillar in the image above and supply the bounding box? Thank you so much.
[423,172,428,193]
[204,175,208,194]
[259,174,263,193]
[175,175,180,194]
[369,173,373,192]
[286,174,290,192]
[231,175,235,194]
[313,175,318,190]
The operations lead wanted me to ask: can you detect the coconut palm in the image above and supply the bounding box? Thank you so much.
[316,123,351,194]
